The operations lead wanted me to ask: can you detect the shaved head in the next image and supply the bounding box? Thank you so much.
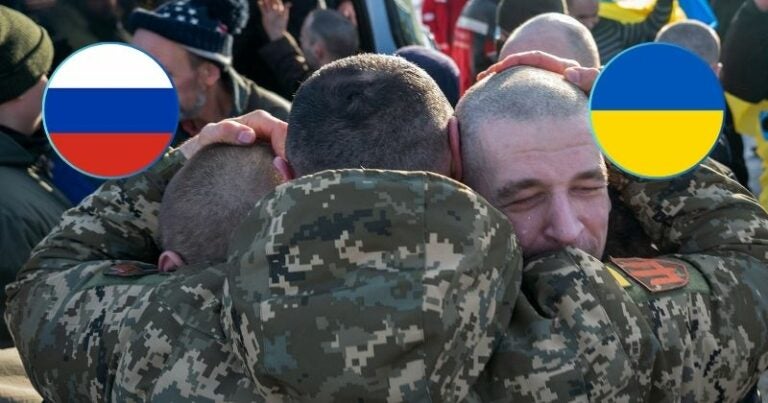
[499,13,600,67]
[496,0,568,39]
[655,20,720,66]
[456,66,610,259]
[160,144,281,265]
[457,66,590,190]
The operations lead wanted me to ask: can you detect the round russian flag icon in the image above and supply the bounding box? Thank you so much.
[43,43,179,178]
[590,43,725,178]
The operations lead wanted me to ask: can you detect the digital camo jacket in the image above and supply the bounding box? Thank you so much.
[6,151,768,402]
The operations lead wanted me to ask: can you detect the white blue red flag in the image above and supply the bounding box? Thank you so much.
[43,43,178,178]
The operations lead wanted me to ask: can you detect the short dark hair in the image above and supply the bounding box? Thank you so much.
[286,54,453,177]
[159,144,281,265]
[496,0,567,35]
[305,9,359,61]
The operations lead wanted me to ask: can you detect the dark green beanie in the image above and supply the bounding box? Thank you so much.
[0,6,53,104]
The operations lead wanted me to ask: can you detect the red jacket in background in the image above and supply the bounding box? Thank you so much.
[450,0,498,94]
[422,0,468,55]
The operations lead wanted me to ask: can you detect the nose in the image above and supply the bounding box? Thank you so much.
[544,193,585,247]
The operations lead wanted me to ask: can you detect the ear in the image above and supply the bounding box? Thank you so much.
[313,42,327,65]
[200,61,221,87]
[448,116,463,181]
[273,156,295,181]
[158,250,185,272]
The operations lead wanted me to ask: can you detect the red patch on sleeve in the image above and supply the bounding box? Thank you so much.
[106,263,159,277]
[610,257,689,293]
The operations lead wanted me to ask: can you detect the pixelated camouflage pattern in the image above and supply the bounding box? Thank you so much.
[113,169,522,402]
[7,149,768,403]
[5,150,187,402]
[476,159,768,402]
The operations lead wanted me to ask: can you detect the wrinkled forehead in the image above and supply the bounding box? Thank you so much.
[483,114,595,148]
[477,116,605,182]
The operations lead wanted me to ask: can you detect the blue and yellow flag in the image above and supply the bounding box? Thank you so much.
[599,0,718,27]
[590,43,725,178]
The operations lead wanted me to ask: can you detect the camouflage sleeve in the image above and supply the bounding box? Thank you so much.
[478,160,768,402]
[610,159,768,399]
[4,150,187,401]
[111,265,270,403]
[478,242,768,402]
[609,158,768,259]
[476,247,663,402]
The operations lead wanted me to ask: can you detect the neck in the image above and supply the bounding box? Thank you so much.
[0,107,34,136]
[181,81,233,136]
[203,80,233,122]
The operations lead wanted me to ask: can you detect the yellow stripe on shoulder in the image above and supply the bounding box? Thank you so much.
[607,266,632,288]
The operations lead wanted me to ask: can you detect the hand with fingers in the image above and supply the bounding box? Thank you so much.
[478,51,600,94]
[179,110,288,160]
[258,0,291,41]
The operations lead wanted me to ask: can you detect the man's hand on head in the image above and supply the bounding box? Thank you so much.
[258,0,291,41]
[178,110,288,160]
[478,51,600,94]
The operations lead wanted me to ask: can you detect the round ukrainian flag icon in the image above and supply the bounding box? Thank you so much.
[43,43,179,178]
[590,43,725,178]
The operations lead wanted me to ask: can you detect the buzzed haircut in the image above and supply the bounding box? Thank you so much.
[286,54,453,176]
[159,144,282,265]
[456,66,588,189]
[305,9,359,61]
[500,13,600,67]
[497,0,567,36]
[655,20,720,65]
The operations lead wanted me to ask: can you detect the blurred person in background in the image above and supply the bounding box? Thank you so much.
[0,5,70,350]
[567,0,673,63]
[720,0,768,210]
[498,12,598,67]
[655,20,744,182]
[259,1,359,97]
[396,45,460,107]
[233,0,355,98]
[421,0,466,55]
[451,0,498,93]
[494,0,566,52]
[129,0,290,141]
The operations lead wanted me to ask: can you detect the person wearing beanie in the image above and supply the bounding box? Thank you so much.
[396,45,460,107]
[129,0,291,143]
[0,5,71,351]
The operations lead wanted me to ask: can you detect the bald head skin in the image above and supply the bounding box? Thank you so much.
[499,13,600,67]
[496,0,568,43]
[456,66,610,258]
[656,20,720,69]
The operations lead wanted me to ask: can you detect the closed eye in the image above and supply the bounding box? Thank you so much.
[501,193,544,211]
